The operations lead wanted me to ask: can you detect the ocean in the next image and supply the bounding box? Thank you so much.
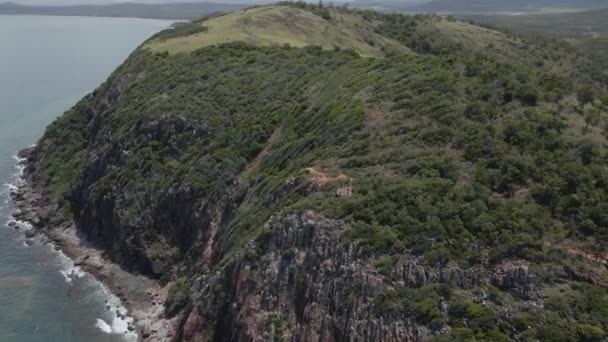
[0,15,170,342]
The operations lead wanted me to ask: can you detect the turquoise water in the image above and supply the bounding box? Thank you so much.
[0,15,170,342]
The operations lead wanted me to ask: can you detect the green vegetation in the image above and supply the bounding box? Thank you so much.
[411,0,608,14]
[470,9,608,38]
[469,9,608,72]
[38,99,89,213]
[266,313,287,341]
[487,282,608,341]
[373,285,445,328]
[35,2,608,339]
[448,299,499,335]
[165,277,192,317]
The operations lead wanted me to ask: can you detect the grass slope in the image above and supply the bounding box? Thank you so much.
[145,5,409,56]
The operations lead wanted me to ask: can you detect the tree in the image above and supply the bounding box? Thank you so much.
[583,107,600,133]
[578,85,595,110]
[517,84,539,106]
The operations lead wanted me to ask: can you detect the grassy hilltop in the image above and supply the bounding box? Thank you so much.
[146,5,409,56]
[29,2,608,340]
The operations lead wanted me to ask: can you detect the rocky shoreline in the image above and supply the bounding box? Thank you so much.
[9,148,175,342]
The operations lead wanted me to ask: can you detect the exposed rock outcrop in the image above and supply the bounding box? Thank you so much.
[491,261,538,300]
[177,211,432,342]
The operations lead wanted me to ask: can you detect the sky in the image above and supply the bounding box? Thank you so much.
[6,0,260,4]
[6,0,321,4]
[4,0,428,5]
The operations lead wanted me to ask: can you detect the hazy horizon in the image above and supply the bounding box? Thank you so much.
[2,0,428,5]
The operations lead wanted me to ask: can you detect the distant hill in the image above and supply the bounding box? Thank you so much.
[469,8,608,37]
[411,0,608,13]
[468,8,608,70]
[0,2,248,20]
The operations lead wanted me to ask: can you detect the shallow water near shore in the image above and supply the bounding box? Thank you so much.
[0,15,170,342]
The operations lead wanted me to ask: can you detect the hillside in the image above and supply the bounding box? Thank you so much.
[469,8,608,71]
[16,2,608,341]
[411,0,608,14]
[472,8,608,37]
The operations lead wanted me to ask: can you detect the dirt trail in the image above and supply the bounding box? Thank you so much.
[566,247,608,266]
[305,167,349,185]
[305,167,353,197]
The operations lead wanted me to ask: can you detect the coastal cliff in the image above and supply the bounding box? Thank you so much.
[15,3,608,341]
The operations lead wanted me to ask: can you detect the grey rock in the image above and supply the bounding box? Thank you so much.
[74,255,90,266]
[491,261,538,300]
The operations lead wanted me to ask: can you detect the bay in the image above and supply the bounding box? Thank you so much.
[0,15,170,342]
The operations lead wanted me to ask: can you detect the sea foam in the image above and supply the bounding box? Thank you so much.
[95,318,113,334]
[5,149,138,341]
[94,284,138,341]
[1,152,27,207]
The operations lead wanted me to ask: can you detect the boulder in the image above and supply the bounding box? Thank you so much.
[74,255,90,266]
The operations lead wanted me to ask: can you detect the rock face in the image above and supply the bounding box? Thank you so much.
[177,211,432,342]
[491,261,538,300]
[172,211,554,342]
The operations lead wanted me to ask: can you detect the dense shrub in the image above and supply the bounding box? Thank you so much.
[165,277,192,316]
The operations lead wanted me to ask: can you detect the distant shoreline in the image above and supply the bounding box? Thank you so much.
[0,11,188,21]
[0,2,248,21]
[0,12,185,22]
